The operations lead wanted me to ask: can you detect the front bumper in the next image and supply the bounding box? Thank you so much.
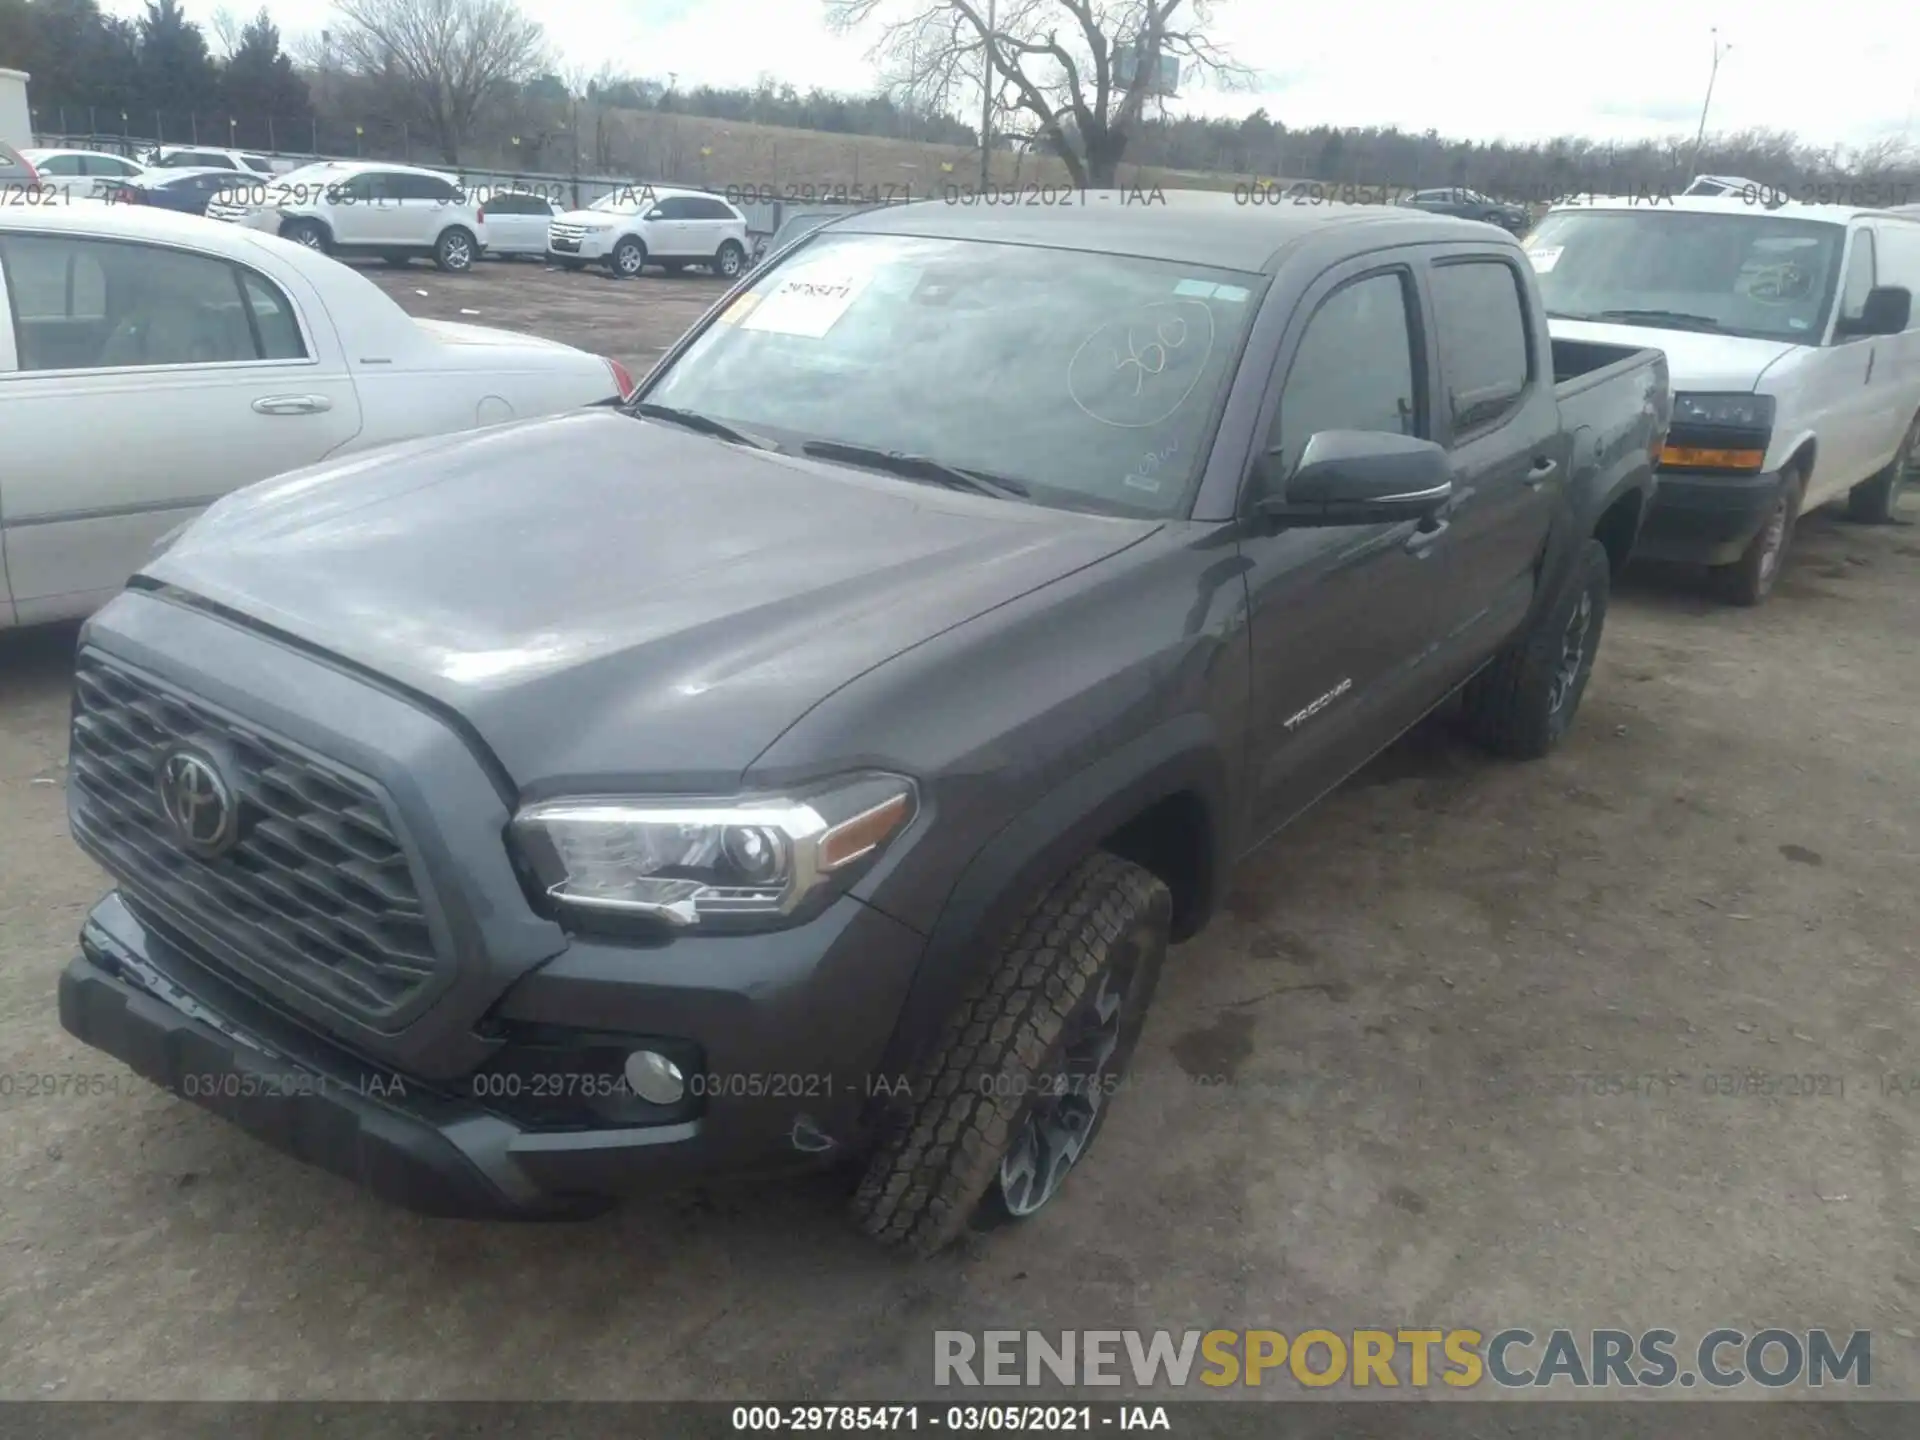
[1634,466,1788,567]
[61,885,928,1219]
[547,232,614,260]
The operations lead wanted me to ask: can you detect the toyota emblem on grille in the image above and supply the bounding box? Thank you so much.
[155,749,239,857]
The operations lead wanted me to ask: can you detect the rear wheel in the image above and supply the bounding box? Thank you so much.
[610,237,647,278]
[433,227,475,273]
[1848,411,1918,524]
[1460,538,1611,759]
[851,852,1171,1255]
[714,239,746,279]
[1714,466,1801,605]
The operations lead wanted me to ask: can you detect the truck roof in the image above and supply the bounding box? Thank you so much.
[830,190,1510,274]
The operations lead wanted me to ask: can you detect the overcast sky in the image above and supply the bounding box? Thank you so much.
[103,0,1920,152]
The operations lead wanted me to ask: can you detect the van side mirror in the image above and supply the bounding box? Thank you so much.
[1836,286,1911,339]
[1255,431,1453,528]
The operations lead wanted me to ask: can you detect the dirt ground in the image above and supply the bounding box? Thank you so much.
[2,263,1918,1402]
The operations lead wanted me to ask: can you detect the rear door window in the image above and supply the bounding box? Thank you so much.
[1428,258,1532,434]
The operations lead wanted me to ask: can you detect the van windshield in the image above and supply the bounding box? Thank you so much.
[1527,209,1846,342]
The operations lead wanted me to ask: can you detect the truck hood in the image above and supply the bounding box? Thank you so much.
[1547,318,1801,392]
[143,410,1159,789]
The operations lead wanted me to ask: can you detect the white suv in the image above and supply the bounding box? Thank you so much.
[206,161,488,272]
[146,146,281,175]
[547,185,750,279]
[18,148,148,201]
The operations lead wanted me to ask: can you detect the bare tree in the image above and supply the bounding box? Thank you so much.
[328,0,549,164]
[209,6,243,58]
[1846,135,1918,179]
[826,0,1252,186]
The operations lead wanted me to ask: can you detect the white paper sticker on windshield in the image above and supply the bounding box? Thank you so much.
[1527,246,1563,274]
[1173,278,1218,298]
[741,267,871,337]
[1212,284,1251,303]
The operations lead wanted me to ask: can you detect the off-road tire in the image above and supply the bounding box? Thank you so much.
[1460,538,1612,760]
[1713,466,1802,605]
[433,227,475,273]
[1848,411,1918,524]
[851,852,1171,1256]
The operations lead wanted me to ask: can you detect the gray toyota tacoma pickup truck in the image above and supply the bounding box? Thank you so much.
[57,194,1671,1253]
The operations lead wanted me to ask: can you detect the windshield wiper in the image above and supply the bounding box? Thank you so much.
[1591,309,1723,331]
[628,401,781,451]
[799,440,1030,501]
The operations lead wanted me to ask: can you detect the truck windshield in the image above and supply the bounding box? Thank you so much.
[640,232,1266,518]
[1528,209,1846,342]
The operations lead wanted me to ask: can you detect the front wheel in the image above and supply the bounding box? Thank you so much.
[433,227,475,272]
[1460,537,1612,759]
[851,852,1171,1255]
[610,237,647,278]
[1848,412,1918,524]
[280,218,329,254]
[1713,468,1801,605]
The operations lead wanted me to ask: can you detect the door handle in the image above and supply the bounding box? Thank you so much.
[1405,518,1450,555]
[252,395,333,415]
[1525,457,1558,487]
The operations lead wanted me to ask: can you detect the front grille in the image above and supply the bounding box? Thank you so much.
[68,651,445,1026]
[548,222,587,243]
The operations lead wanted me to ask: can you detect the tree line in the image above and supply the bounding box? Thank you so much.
[5,0,1915,192]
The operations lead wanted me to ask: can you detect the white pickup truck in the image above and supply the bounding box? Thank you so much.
[0,203,633,629]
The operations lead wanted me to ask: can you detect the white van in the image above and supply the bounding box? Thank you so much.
[1527,196,1920,603]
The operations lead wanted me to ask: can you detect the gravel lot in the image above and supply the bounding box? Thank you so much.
[2,261,1918,1401]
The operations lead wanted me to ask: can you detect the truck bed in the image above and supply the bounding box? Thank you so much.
[1549,335,1672,552]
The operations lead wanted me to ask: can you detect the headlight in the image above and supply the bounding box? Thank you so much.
[1671,392,1775,429]
[581,220,614,233]
[512,772,917,930]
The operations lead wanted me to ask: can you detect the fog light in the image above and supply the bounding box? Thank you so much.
[624,1050,685,1105]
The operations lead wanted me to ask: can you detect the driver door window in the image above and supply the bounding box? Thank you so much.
[1268,270,1421,485]
[1838,229,1877,329]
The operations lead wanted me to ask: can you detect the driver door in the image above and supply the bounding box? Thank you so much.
[1238,254,1459,841]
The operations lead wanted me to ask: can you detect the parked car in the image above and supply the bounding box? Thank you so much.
[547,184,749,278]
[749,207,844,269]
[107,166,252,216]
[474,188,560,259]
[54,194,1669,1250]
[145,145,279,176]
[0,203,632,629]
[1682,174,1778,201]
[205,160,489,271]
[1399,187,1531,233]
[1533,195,1920,603]
[16,147,147,200]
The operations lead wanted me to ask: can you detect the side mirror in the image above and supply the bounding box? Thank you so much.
[1255,431,1453,528]
[645,208,666,221]
[1836,286,1911,338]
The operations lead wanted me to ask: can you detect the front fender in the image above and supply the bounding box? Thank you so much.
[868,713,1230,1109]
